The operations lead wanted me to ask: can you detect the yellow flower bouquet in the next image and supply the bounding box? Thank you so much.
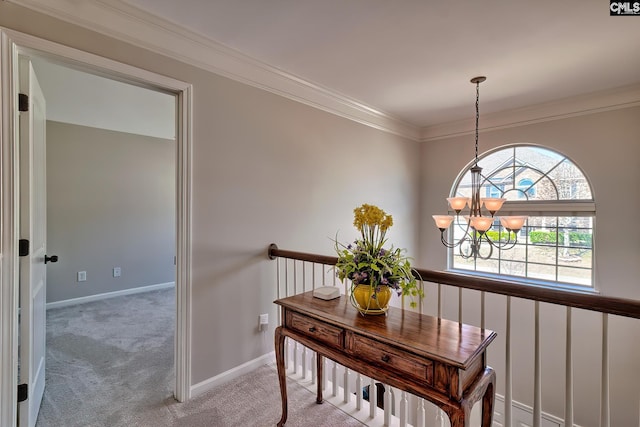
[335,204,423,314]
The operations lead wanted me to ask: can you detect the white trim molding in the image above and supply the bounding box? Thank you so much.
[492,393,585,427]
[45,282,175,310]
[0,27,193,427]
[190,353,276,398]
[7,0,640,144]
[7,0,640,143]
[421,82,640,142]
[0,30,20,427]
[7,0,421,141]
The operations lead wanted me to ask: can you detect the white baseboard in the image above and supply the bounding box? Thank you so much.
[190,352,276,398]
[46,282,175,310]
[492,393,582,427]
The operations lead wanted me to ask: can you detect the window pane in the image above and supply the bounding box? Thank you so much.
[475,257,498,274]
[528,263,557,282]
[558,266,592,286]
[448,143,595,289]
[558,248,592,267]
[500,260,526,277]
[545,160,592,200]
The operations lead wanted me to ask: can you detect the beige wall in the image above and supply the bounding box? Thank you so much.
[46,121,175,303]
[2,2,638,425]
[0,2,421,386]
[419,107,640,426]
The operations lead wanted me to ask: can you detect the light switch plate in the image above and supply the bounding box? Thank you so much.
[312,286,340,300]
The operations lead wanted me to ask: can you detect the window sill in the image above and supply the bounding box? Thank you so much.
[446,268,600,296]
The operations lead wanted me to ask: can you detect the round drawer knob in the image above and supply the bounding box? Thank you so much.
[381,354,390,363]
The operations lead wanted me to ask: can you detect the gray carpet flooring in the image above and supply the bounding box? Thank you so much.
[36,288,365,427]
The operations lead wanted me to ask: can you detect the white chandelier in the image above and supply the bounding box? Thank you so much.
[432,76,527,259]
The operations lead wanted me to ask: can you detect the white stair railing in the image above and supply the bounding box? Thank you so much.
[270,245,640,427]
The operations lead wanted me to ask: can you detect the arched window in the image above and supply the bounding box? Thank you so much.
[449,145,595,288]
[516,178,535,198]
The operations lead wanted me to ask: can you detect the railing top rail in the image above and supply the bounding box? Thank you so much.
[268,244,640,320]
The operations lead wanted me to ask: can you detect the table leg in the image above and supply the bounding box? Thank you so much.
[442,366,496,427]
[316,353,324,404]
[481,368,496,427]
[275,326,288,427]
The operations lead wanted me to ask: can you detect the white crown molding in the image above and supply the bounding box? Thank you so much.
[7,0,421,141]
[421,82,640,142]
[8,0,640,143]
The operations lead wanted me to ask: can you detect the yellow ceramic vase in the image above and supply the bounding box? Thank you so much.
[351,284,392,315]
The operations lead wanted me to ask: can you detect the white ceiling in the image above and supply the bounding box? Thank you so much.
[31,58,176,140]
[118,0,640,128]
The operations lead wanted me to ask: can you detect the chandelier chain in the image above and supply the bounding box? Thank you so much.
[433,76,527,260]
[475,80,480,165]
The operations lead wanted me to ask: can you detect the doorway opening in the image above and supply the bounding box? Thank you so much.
[0,28,193,427]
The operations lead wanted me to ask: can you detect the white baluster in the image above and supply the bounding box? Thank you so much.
[343,367,350,403]
[601,314,610,427]
[416,398,426,427]
[311,351,317,385]
[276,258,281,299]
[303,346,309,379]
[323,357,328,392]
[565,307,573,427]
[533,301,541,427]
[399,391,408,426]
[384,385,392,426]
[332,361,338,397]
[458,287,463,324]
[481,290,485,330]
[505,296,512,427]
[293,342,298,375]
[355,373,362,410]
[369,378,377,419]
[322,264,326,286]
[435,408,445,427]
[282,336,287,370]
[437,283,442,319]
[293,261,298,295]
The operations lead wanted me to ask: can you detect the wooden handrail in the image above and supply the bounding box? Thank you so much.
[268,244,640,320]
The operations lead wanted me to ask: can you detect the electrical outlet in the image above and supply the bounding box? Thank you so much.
[259,313,268,331]
[113,267,121,277]
[77,271,87,282]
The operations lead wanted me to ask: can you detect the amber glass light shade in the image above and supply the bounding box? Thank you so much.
[482,198,506,213]
[500,216,527,232]
[470,216,493,232]
[446,197,469,212]
[432,215,454,230]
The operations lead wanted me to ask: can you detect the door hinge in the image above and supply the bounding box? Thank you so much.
[19,239,29,257]
[18,93,29,112]
[17,384,28,402]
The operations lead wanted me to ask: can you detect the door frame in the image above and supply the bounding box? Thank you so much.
[0,28,193,427]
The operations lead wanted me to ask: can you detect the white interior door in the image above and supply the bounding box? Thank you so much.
[18,56,47,427]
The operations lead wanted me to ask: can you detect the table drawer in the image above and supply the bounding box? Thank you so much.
[287,312,344,348]
[347,332,433,385]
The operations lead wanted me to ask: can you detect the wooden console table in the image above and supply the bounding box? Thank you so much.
[274,292,497,427]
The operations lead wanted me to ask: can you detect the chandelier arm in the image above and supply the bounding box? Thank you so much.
[476,235,494,260]
[458,237,477,259]
[439,230,458,249]
[441,228,480,249]
[453,215,473,236]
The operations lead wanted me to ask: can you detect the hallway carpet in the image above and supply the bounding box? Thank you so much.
[36,288,364,427]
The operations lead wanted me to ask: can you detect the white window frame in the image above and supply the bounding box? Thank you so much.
[447,144,596,291]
